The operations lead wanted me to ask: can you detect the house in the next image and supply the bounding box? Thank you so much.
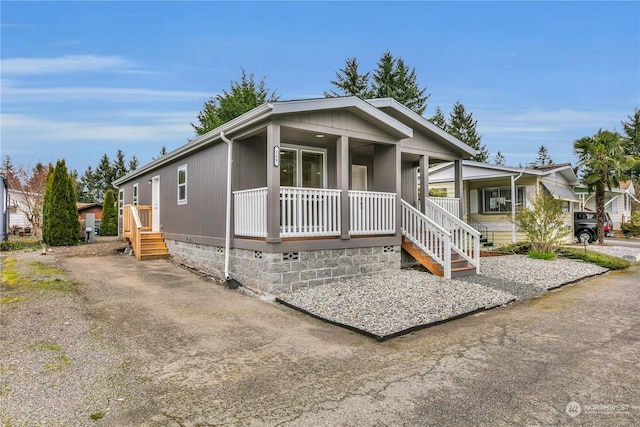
[574,180,637,230]
[7,189,34,233]
[114,97,481,294]
[1,176,8,241]
[77,202,103,221]
[428,161,580,247]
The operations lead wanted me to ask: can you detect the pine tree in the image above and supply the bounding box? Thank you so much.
[43,160,79,246]
[371,52,429,115]
[128,156,139,172]
[430,107,447,129]
[324,57,371,98]
[100,189,118,236]
[532,144,553,166]
[94,154,114,200]
[494,151,506,166]
[1,155,20,189]
[447,101,489,162]
[113,149,128,181]
[621,108,640,180]
[41,164,55,242]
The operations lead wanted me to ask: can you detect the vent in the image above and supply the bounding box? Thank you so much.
[282,252,299,261]
[383,246,394,253]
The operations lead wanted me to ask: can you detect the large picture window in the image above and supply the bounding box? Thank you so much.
[481,186,524,213]
[279,145,325,188]
[177,165,187,205]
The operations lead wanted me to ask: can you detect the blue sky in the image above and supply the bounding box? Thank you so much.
[2,1,639,174]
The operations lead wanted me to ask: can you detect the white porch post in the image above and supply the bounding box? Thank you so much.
[419,155,428,213]
[454,160,465,220]
[337,135,350,240]
[266,124,282,243]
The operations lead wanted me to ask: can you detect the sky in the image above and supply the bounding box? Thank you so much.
[1,1,639,174]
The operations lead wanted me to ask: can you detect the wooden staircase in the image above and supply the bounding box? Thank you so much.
[402,236,476,278]
[135,232,169,260]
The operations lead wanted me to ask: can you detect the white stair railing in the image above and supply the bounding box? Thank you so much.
[424,197,480,273]
[427,197,460,217]
[401,200,452,279]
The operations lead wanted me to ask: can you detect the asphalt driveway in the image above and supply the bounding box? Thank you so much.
[53,255,640,426]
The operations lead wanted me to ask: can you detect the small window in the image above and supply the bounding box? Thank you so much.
[132,183,139,206]
[118,189,124,217]
[177,165,187,205]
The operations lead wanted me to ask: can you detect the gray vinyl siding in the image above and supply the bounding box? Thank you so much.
[401,129,467,161]
[234,133,267,191]
[401,160,418,206]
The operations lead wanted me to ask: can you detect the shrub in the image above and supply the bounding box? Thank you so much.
[100,189,118,236]
[513,194,571,253]
[42,160,80,246]
[497,242,531,255]
[621,211,640,237]
[0,241,24,251]
[528,250,557,260]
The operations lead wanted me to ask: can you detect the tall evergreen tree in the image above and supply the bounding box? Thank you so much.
[621,108,640,180]
[100,189,118,236]
[430,107,447,129]
[494,151,506,166]
[128,155,139,172]
[41,164,55,242]
[531,144,553,166]
[370,51,429,114]
[43,160,79,246]
[94,154,114,199]
[324,57,371,98]
[192,69,279,136]
[447,101,489,162]
[1,155,20,189]
[113,149,128,181]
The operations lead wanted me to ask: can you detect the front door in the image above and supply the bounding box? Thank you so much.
[152,176,160,232]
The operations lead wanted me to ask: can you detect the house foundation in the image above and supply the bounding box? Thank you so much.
[166,240,401,294]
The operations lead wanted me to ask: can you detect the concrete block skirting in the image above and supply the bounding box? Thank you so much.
[166,240,401,295]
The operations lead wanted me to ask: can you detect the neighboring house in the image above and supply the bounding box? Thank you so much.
[7,189,34,232]
[574,180,637,230]
[429,161,580,247]
[1,176,8,241]
[115,96,481,293]
[78,202,103,232]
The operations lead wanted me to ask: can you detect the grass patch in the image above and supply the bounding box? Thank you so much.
[1,257,76,292]
[0,296,28,304]
[28,341,70,372]
[90,411,105,420]
[528,250,557,260]
[558,247,631,270]
[0,241,24,251]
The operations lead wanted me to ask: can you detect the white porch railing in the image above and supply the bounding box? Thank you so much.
[428,197,460,217]
[280,187,341,238]
[233,187,268,237]
[349,190,396,235]
[425,197,480,273]
[401,200,452,279]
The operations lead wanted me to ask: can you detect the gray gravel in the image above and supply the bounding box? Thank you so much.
[278,255,611,339]
[584,243,640,262]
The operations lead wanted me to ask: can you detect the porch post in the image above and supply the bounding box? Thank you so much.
[266,124,282,243]
[419,155,428,213]
[454,160,465,220]
[337,135,350,240]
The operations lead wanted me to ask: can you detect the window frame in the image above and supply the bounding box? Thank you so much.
[480,186,525,214]
[280,144,327,189]
[132,183,139,206]
[177,164,188,205]
[118,189,124,217]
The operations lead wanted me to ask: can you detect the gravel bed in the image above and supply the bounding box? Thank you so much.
[278,254,610,339]
[278,270,516,339]
[582,244,640,262]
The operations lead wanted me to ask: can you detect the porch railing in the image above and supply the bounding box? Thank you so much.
[233,187,268,237]
[349,190,396,235]
[280,187,341,237]
[124,205,152,261]
[427,197,460,217]
[401,200,452,279]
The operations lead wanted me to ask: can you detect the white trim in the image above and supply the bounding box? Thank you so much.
[132,183,139,206]
[177,164,187,205]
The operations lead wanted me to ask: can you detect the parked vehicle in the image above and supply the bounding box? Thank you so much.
[574,211,614,243]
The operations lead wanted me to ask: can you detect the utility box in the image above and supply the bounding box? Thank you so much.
[85,213,96,243]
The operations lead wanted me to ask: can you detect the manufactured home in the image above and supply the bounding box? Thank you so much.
[574,180,637,230]
[114,97,481,294]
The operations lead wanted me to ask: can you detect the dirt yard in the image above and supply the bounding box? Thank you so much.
[2,240,639,426]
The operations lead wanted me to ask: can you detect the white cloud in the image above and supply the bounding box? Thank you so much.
[0,55,140,75]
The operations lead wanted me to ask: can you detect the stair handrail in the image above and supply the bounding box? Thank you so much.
[467,217,487,236]
[401,200,452,279]
[130,205,143,261]
[423,198,481,274]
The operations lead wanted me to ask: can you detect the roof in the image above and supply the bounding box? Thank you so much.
[429,160,580,185]
[77,202,102,211]
[115,96,475,185]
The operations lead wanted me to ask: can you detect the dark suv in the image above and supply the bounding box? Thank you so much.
[574,211,614,243]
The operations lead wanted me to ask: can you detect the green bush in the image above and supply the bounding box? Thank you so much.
[0,241,24,251]
[621,211,640,237]
[42,160,80,246]
[497,242,532,255]
[558,247,630,270]
[513,194,571,253]
[100,189,118,236]
[528,250,557,260]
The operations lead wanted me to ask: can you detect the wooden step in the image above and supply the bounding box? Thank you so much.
[402,237,476,278]
[135,232,169,260]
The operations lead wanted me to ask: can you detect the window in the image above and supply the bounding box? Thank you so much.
[118,189,124,217]
[132,183,139,206]
[177,165,187,205]
[279,145,326,188]
[481,186,524,213]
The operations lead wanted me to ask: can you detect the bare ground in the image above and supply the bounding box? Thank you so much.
[2,241,639,426]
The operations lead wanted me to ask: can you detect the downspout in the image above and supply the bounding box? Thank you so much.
[220,132,236,287]
[511,170,524,243]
